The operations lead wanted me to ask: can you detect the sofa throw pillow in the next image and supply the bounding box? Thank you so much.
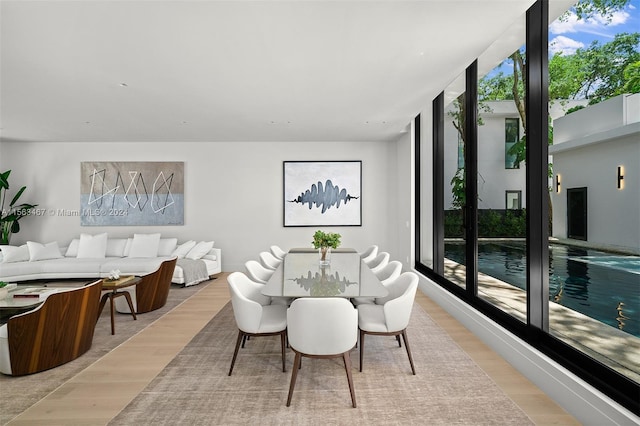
[127,233,161,258]
[171,240,196,259]
[106,238,128,257]
[0,244,30,263]
[65,239,80,257]
[123,238,133,257]
[186,241,214,260]
[158,238,178,256]
[77,233,108,258]
[27,241,63,262]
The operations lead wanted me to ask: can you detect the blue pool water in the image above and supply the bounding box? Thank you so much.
[445,242,640,338]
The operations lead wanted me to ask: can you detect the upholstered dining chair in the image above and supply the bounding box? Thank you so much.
[259,251,281,271]
[244,260,274,284]
[365,252,390,274]
[357,272,419,375]
[358,245,378,264]
[352,260,403,306]
[270,245,287,260]
[227,272,287,376]
[286,297,358,408]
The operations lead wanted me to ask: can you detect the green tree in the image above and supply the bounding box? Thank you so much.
[623,61,640,93]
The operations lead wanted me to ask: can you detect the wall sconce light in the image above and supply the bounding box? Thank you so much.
[555,175,561,193]
[617,166,624,189]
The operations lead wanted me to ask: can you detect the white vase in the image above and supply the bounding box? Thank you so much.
[0,287,7,301]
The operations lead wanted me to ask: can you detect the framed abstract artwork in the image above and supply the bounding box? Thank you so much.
[283,160,361,227]
[80,161,184,226]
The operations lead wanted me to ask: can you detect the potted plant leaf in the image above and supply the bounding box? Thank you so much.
[0,170,38,245]
[312,230,341,266]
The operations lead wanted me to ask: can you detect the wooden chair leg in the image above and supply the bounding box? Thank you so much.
[343,352,357,408]
[396,335,402,347]
[359,328,365,372]
[228,330,244,376]
[401,329,416,375]
[280,331,287,373]
[286,352,302,406]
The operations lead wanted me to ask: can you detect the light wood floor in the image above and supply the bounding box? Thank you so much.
[6,273,578,425]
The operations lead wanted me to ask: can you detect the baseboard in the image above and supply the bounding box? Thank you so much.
[417,276,639,426]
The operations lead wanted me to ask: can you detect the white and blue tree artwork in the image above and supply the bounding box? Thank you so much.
[283,161,361,226]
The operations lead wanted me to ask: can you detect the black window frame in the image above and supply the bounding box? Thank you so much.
[414,0,639,414]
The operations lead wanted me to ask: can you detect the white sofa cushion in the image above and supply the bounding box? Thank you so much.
[127,233,161,258]
[105,238,127,257]
[158,238,178,256]
[1,245,30,263]
[65,239,80,257]
[35,258,104,276]
[27,241,63,262]
[101,257,169,276]
[186,241,214,260]
[171,240,195,259]
[77,233,108,258]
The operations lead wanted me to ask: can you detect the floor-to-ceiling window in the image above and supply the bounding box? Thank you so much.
[416,0,639,414]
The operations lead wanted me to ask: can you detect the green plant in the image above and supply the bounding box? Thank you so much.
[311,230,341,250]
[0,281,7,288]
[0,170,38,244]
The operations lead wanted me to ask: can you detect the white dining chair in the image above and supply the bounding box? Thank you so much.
[365,252,390,274]
[227,272,287,376]
[286,297,358,408]
[352,260,403,306]
[270,245,287,260]
[259,251,281,271]
[357,272,419,375]
[244,260,273,284]
[358,245,378,263]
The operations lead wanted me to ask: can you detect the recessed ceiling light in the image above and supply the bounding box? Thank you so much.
[119,83,128,87]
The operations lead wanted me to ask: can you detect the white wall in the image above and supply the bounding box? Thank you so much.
[552,135,639,252]
[0,140,400,271]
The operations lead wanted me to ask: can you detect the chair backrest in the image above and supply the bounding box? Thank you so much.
[228,272,271,333]
[287,298,357,356]
[367,252,390,272]
[135,257,177,313]
[374,260,403,285]
[244,260,273,284]
[378,272,419,332]
[270,245,287,260]
[259,251,281,270]
[359,245,378,263]
[5,279,103,376]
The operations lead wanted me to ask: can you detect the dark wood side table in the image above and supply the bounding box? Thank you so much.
[97,276,141,335]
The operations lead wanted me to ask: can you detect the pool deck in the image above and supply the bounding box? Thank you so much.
[444,258,640,384]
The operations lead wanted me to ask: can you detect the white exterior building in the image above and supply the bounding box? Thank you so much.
[550,93,640,254]
[444,99,585,211]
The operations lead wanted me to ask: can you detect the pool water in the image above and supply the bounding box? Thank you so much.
[444,242,640,338]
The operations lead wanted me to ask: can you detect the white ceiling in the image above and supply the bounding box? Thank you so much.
[0,0,571,143]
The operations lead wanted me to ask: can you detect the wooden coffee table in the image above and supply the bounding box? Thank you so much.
[98,276,141,335]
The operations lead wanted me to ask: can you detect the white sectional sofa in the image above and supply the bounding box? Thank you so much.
[0,233,221,287]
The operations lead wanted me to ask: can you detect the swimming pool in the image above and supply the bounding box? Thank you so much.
[444,241,640,338]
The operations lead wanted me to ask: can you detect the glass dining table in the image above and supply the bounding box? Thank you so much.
[261,248,388,298]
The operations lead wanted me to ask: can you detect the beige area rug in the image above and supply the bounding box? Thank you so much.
[0,281,205,425]
[108,302,534,425]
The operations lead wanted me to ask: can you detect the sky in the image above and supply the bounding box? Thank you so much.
[549,0,640,55]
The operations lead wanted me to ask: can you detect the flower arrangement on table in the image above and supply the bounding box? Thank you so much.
[312,230,341,265]
[105,269,121,281]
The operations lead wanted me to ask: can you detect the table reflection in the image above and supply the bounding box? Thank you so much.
[262,250,387,298]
